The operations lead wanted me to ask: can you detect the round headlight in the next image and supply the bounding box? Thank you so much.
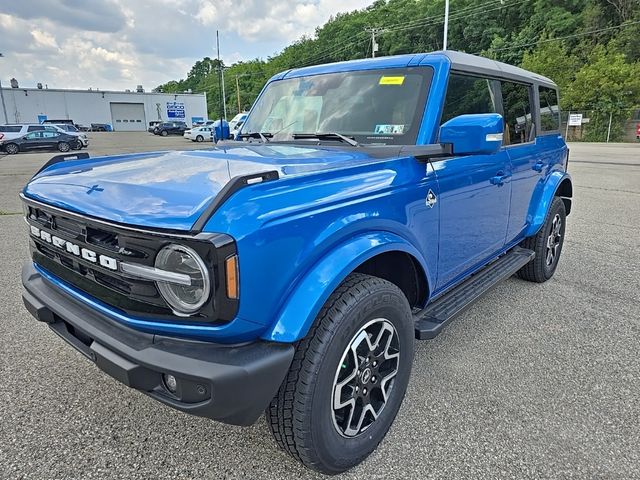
[154,244,211,316]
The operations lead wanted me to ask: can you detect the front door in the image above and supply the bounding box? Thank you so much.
[433,153,511,290]
[433,72,512,292]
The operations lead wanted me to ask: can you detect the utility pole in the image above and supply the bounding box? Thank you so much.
[235,75,242,113]
[216,30,223,138]
[0,53,8,124]
[366,28,381,58]
[221,67,227,120]
[443,0,450,50]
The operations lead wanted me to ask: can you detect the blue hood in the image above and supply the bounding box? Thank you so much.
[23,144,378,231]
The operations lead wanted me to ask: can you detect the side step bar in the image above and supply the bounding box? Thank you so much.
[414,247,535,340]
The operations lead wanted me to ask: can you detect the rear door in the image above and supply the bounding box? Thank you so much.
[500,80,540,242]
[434,73,512,291]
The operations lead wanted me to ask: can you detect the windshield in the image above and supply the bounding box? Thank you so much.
[242,67,432,145]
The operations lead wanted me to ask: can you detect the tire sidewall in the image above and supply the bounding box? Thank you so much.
[6,143,19,154]
[58,142,70,152]
[308,288,414,473]
[541,198,566,279]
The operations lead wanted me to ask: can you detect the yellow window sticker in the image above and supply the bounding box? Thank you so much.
[379,76,405,85]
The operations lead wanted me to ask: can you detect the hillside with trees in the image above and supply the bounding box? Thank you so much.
[157,0,640,141]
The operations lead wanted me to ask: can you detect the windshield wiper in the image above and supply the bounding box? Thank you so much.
[291,132,360,147]
[238,131,272,143]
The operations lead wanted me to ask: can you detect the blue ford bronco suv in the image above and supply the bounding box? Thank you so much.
[21,51,571,474]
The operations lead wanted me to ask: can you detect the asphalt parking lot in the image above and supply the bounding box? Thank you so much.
[0,136,638,479]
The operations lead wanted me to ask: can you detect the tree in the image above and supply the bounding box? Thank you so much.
[564,45,640,140]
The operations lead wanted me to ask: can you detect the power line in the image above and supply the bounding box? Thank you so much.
[380,0,512,34]
[384,0,524,35]
[476,20,640,54]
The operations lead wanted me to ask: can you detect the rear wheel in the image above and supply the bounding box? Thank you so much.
[196,135,204,142]
[518,196,566,282]
[266,273,414,474]
[57,142,70,152]
[5,143,19,154]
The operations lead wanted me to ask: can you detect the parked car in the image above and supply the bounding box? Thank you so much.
[154,121,188,136]
[20,51,572,474]
[228,113,248,131]
[2,130,81,154]
[0,124,87,149]
[51,124,89,148]
[90,123,110,132]
[185,125,213,142]
[148,120,162,133]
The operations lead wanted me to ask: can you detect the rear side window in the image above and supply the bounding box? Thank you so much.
[27,125,45,132]
[501,81,534,145]
[441,73,499,124]
[0,125,22,133]
[539,87,560,132]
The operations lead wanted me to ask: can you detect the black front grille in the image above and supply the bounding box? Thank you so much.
[23,199,239,324]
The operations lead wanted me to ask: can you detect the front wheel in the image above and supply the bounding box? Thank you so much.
[160,130,168,137]
[266,273,414,474]
[518,196,567,282]
[57,142,70,152]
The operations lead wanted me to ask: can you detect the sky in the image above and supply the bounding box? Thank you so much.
[0,0,372,91]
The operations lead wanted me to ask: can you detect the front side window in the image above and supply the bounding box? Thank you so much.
[501,81,534,145]
[441,73,499,124]
[539,87,560,132]
[25,132,41,139]
[242,67,433,145]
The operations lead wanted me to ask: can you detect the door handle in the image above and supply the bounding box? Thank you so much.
[490,172,510,186]
[532,161,544,172]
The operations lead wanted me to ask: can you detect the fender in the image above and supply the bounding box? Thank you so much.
[260,231,430,343]
[524,171,572,238]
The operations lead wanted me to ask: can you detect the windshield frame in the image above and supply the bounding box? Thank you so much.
[242,66,434,146]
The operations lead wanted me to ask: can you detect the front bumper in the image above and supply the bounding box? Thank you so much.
[21,262,294,426]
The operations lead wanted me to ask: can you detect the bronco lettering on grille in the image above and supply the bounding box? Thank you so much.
[30,225,118,271]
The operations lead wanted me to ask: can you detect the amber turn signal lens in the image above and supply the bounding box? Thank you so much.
[225,255,239,299]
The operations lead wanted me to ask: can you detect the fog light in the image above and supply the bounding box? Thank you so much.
[163,374,178,393]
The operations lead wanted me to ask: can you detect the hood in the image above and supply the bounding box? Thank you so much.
[23,144,379,231]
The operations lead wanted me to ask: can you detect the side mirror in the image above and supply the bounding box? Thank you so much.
[439,113,503,155]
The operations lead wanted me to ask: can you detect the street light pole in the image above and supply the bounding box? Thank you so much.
[0,53,9,124]
[443,0,450,50]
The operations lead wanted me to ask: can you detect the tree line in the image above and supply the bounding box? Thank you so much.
[156,0,640,141]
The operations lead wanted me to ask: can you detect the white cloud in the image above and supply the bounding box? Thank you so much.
[0,0,372,90]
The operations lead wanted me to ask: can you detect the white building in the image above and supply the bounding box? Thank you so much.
[0,86,208,131]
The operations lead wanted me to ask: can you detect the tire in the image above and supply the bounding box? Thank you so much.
[518,196,567,282]
[266,273,414,474]
[57,142,70,152]
[5,143,19,154]
[196,135,204,142]
[160,130,168,137]
[71,141,82,150]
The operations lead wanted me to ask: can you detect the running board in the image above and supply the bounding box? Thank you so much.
[414,247,535,340]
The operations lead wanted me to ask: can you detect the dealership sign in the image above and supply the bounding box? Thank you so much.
[167,102,185,119]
